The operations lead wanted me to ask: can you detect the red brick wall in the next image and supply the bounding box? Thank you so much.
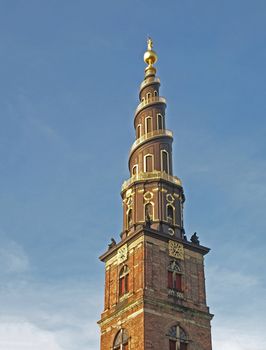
[99,231,212,350]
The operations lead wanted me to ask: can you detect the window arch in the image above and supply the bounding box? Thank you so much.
[144,154,154,172]
[113,329,129,350]
[154,90,158,96]
[119,266,129,297]
[145,116,152,134]
[127,209,133,228]
[157,113,164,130]
[161,150,169,173]
[144,202,154,221]
[168,325,188,350]
[137,124,142,139]
[168,260,182,292]
[132,164,138,176]
[146,92,151,100]
[167,204,175,224]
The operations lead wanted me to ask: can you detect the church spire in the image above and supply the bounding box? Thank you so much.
[120,39,184,240]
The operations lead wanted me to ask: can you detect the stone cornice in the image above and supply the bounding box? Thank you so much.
[99,226,210,262]
[143,296,214,321]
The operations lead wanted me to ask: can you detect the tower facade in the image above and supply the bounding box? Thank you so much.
[98,40,213,350]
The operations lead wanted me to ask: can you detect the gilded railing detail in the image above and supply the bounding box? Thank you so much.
[139,77,160,91]
[121,171,182,191]
[135,96,166,116]
[130,129,173,154]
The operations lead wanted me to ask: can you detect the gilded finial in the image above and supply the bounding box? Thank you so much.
[144,36,158,68]
[147,37,153,51]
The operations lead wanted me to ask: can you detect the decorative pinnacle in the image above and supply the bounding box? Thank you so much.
[147,37,153,50]
[144,36,158,67]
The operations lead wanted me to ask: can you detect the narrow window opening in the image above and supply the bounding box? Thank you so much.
[145,203,153,221]
[169,340,176,350]
[157,114,163,130]
[161,150,169,173]
[119,266,129,297]
[137,124,142,138]
[174,273,182,291]
[168,271,173,289]
[132,165,138,176]
[144,154,153,172]
[145,117,152,134]
[127,209,133,228]
[167,205,174,224]
[168,261,182,292]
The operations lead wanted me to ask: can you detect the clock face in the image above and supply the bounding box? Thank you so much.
[168,240,184,260]
[117,245,128,264]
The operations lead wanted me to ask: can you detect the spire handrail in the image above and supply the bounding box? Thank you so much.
[139,77,160,91]
[130,129,173,154]
[135,96,166,116]
[121,171,182,192]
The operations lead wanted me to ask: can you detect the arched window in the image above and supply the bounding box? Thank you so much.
[113,329,129,350]
[144,154,153,172]
[137,124,142,139]
[145,116,152,134]
[154,90,158,96]
[119,266,129,297]
[157,114,163,130]
[132,164,138,176]
[127,209,133,228]
[146,92,151,100]
[161,150,169,173]
[168,325,188,350]
[167,204,174,224]
[157,113,164,130]
[168,261,182,292]
[145,202,153,221]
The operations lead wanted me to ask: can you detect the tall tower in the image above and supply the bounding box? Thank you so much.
[98,39,213,350]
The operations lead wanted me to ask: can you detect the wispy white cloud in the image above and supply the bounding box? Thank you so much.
[0,279,101,350]
[0,234,30,275]
[207,266,259,291]
[212,321,266,350]
[206,264,266,313]
[0,232,101,350]
[207,265,266,350]
[0,320,63,350]
[212,312,266,349]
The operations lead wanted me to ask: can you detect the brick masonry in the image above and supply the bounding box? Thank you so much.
[99,229,213,349]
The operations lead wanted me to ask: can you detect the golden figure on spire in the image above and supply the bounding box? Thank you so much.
[144,36,158,68]
[147,37,153,50]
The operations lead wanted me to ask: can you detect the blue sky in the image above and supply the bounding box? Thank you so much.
[0,0,265,349]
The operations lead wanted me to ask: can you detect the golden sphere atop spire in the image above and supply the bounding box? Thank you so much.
[144,37,158,66]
